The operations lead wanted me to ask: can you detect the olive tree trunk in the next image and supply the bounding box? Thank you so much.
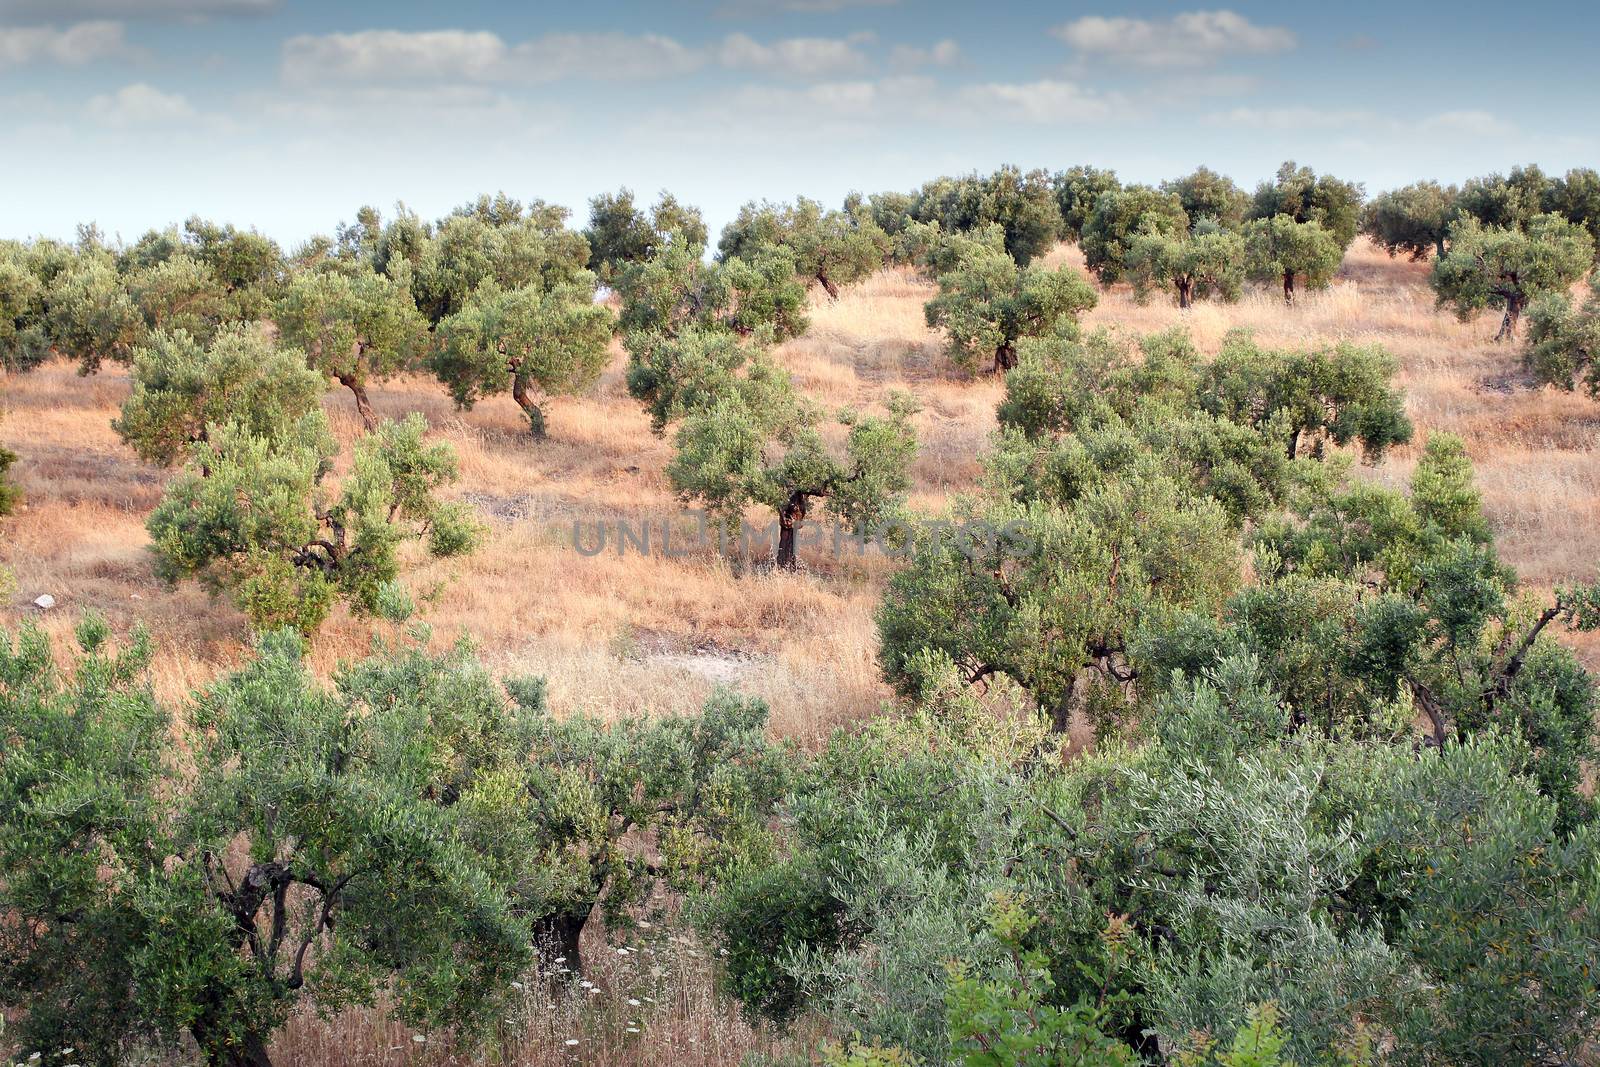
[776,490,810,570]
[335,373,378,431]
[511,376,546,437]
[1495,294,1525,342]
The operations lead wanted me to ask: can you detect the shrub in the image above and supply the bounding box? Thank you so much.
[146,413,482,633]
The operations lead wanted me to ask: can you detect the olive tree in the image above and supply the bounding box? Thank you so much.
[1161,166,1249,228]
[616,236,808,344]
[1525,277,1600,397]
[1543,166,1600,256]
[127,253,234,344]
[431,274,614,436]
[44,255,146,372]
[180,216,286,318]
[1053,165,1121,245]
[1362,181,1460,261]
[1430,213,1594,339]
[0,243,49,371]
[147,414,482,633]
[719,197,890,298]
[0,620,534,1067]
[667,361,918,569]
[409,200,591,325]
[114,325,326,466]
[923,247,1098,372]
[583,187,707,281]
[274,265,429,428]
[912,167,1062,266]
[1079,186,1188,284]
[1247,161,1364,251]
[1198,331,1413,461]
[1124,221,1245,308]
[1456,164,1551,231]
[1243,215,1342,303]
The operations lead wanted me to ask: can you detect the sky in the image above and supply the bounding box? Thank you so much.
[2,0,1596,246]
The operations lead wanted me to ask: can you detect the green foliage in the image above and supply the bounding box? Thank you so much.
[945,892,1138,1066]
[114,325,326,467]
[1543,166,1600,257]
[147,413,481,633]
[1162,166,1250,229]
[666,361,918,568]
[720,196,890,298]
[431,272,614,436]
[44,254,146,373]
[274,264,428,427]
[923,248,1098,372]
[1198,331,1413,461]
[625,324,758,432]
[1430,212,1594,339]
[1525,277,1600,397]
[584,187,707,281]
[902,220,1010,280]
[0,623,531,1067]
[1455,164,1551,231]
[0,241,51,371]
[406,197,591,325]
[912,167,1063,266]
[1362,181,1459,261]
[1248,161,1365,251]
[616,236,808,345]
[180,216,286,318]
[1052,166,1121,245]
[1125,222,1245,308]
[1243,215,1342,303]
[1080,186,1188,284]
[878,470,1239,730]
[0,438,16,517]
[127,252,234,344]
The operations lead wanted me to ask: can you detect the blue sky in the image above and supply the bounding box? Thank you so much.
[2,0,1595,245]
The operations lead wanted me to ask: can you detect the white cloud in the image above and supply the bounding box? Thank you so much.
[281,29,505,84]
[283,27,893,85]
[1205,106,1371,130]
[717,31,872,78]
[0,20,133,66]
[512,32,705,81]
[87,83,195,125]
[1054,10,1295,68]
[1421,110,1516,137]
[281,29,705,85]
[0,0,276,17]
[888,38,960,69]
[1204,105,1517,139]
[955,79,1129,124]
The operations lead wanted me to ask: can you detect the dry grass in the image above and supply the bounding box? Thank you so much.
[1,238,1598,1062]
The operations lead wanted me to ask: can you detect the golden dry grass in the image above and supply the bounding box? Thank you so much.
[1,238,1598,1063]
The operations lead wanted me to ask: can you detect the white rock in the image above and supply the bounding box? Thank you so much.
[32,594,55,610]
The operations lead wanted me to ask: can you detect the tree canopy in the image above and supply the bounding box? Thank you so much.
[1430,213,1594,339]
[923,246,1098,372]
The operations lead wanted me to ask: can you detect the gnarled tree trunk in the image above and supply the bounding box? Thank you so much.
[511,376,546,437]
[1495,294,1525,342]
[534,904,594,980]
[776,490,810,569]
[335,373,377,431]
[993,340,1018,373]
[817,270,839,300]
[1281,269,1296,305]
[1175,277,1194,309]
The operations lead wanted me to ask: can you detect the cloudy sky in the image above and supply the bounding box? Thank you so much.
[2,0,1594,245]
